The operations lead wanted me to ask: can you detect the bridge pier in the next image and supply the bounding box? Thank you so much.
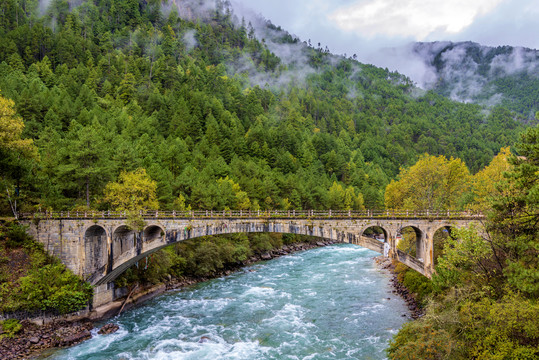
[423,230,435,277]
[93,283,114,309]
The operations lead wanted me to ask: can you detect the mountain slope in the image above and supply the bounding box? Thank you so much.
[409,41,539,119]
[0,0,527,213]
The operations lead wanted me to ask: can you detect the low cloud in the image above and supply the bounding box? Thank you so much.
[182,29,198,52]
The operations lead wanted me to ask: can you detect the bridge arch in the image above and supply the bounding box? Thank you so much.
[397,224,424,260]
[432,224,459,265]
[360,224,389,242]
[84,225,108,282]
[112,225,136,261]
[143,224,165,243]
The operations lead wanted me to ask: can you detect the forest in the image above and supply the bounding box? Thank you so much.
[0,0,529,215]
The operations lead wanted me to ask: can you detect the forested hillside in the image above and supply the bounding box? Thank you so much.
[0,0,527,215]
[411,41,539,119]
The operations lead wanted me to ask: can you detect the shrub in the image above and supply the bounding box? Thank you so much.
[387,321,455,360]
[0,319,22,338]
[4,223,32,248]
[394,261,433,305]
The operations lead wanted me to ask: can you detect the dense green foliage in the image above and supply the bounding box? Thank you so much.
[387,124,539,359]
[0,0,526,215]
[0,222,93,315]
[114,232,318,287]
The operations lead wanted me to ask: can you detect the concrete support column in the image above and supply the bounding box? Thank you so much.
[424,231,434,277]
[385,226,399,260]
[136,231,142,256]
[388,232,396,259]
[93,283,114,309]
[415,232,425,262]
[107,230,113,275]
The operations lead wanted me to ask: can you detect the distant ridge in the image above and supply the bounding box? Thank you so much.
[410,41,539,119]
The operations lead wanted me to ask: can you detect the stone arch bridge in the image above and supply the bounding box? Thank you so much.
[21,210,483,308]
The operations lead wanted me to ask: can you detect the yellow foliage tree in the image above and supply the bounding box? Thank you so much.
[1,91,39,217]
[103,168,158,211]
[0,91,38,159]
[470,147,512,211]
[173,193,191,211]
[216,176,251,210]
[328,181,365,210]
[385,154,470,211]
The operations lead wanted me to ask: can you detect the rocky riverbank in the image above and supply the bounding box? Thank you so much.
[0,240,338,359]
[0,320,93,360]
[374,256,424,319]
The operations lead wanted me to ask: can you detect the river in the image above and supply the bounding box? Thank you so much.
[45,244,409,359]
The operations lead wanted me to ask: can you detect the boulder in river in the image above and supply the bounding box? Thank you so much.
[59,329,91,346]
[98,323,119,335]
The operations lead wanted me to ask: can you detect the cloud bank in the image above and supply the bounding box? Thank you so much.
[329,0,504,40]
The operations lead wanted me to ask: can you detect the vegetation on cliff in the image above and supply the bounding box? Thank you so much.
[0,222,92,315]
[387,124,539,359]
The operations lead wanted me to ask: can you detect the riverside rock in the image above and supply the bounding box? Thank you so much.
[98,323,119,335]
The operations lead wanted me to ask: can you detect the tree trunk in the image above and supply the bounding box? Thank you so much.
[86,175,90,207]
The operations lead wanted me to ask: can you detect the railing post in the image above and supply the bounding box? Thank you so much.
[257,210,260,217]
[329,209,332,217]
[240,210,242,217]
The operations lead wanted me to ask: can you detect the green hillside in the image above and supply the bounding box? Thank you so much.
[413,41,539,119]
[0,0,526,215]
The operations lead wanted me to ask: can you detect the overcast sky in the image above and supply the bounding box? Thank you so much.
[234,0,539,77]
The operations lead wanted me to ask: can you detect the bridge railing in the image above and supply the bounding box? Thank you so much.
[19,209,484,220]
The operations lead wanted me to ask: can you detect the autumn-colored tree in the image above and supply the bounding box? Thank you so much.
[0,91,38,217]
[104,168,158,211]
[469,147,512,211]
[0,91,38,159]
[216,176,251,210]
[385,154,470,211]
[328,181,364,210]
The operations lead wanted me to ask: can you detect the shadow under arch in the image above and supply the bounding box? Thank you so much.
[360,225,389,243]
[84,225,108,283]
[143,224,165,243]
[432,225,458,265]
[112,225,136,261]
[397,225,424,261]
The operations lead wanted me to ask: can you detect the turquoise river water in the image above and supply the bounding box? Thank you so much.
[45,244,410,359]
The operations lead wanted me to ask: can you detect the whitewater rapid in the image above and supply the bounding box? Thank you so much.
[45,244,409,359]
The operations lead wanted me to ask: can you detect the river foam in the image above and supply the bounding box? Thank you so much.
[45,244,409,360]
